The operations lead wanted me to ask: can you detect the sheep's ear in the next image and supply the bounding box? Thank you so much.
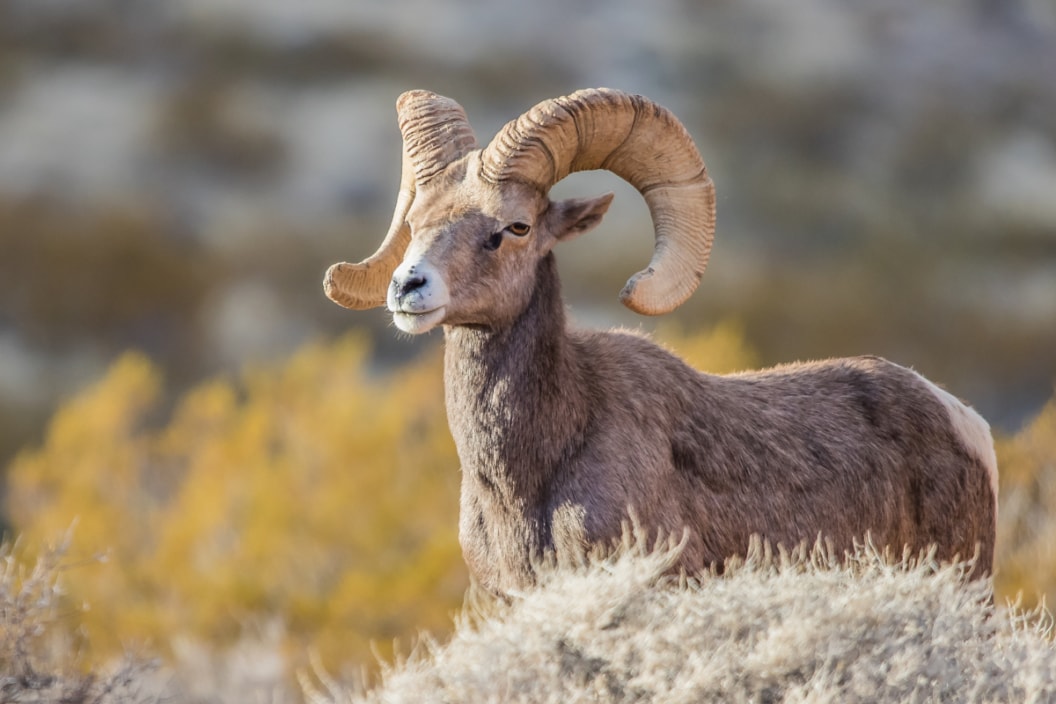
[546,193,614,243]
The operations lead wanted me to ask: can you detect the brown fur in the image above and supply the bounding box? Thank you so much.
[445,254,996,594]
[337,122,996,596]
[325,90,997,596]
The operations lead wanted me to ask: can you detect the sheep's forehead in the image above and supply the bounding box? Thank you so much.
[409,171,543,235]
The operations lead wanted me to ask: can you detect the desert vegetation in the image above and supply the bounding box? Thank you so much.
[1,1,1054,701]
[328,541,1056,704]
[2,326,1055,701]
[0,536,158,704]
[6,334,465,674]
[4,529,1056,703]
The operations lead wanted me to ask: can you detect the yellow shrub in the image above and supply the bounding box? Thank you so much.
[655,318,760,374]
[7,333,464,673]
[994,392,1056,609]
[7,321,1051,681]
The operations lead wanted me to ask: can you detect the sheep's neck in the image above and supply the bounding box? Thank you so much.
[443,254,589,506]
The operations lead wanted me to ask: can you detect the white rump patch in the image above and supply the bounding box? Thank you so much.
[916,373,999,509]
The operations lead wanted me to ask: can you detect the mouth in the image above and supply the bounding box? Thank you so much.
[391,306,446,334]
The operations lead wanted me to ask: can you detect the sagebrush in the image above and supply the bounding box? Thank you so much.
[0,535,156,704]
[6,533,1054,704]
[314,541,1056,704]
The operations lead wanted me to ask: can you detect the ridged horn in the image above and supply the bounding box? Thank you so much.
[324,90,478,310]
[480,88,715,315]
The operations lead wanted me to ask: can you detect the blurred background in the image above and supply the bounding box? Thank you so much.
[3,0,1056,462]
[1,0,1055,694]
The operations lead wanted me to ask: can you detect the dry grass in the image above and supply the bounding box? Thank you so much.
[308,539,1056,704]
[5,533,1055,703]
[0,534,158,704]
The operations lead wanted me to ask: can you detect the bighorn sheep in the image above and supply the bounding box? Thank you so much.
[324,88,998,594]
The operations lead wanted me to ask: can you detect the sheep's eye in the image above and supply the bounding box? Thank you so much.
[507,222,531,236]
[483,231,504,251]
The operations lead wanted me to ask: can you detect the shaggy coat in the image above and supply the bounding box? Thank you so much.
[447,255,996,593]
[323,88,998,596]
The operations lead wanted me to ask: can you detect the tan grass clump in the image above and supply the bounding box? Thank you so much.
[312,539,1056,704]
[0,533,157,704]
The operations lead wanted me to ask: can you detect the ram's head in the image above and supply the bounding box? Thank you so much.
[324,88,715,334]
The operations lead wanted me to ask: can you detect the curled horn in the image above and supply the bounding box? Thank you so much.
[480,88,715,315]
[324,90,478,310]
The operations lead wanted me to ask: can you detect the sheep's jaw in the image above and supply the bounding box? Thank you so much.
[391,307,447,335]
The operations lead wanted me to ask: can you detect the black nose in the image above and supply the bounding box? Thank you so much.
[395,273,427,298]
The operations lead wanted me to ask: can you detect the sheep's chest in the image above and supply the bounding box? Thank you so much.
[457,480,599,593]
[457,497,540,593]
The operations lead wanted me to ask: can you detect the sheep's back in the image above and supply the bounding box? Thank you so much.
[568,333,997,577]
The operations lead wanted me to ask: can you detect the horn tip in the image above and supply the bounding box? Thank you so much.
[322,262,348,304]
[619,267,699,316]
[323,262,384,311]
[618,269,659,316]
[323,260,339,285]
